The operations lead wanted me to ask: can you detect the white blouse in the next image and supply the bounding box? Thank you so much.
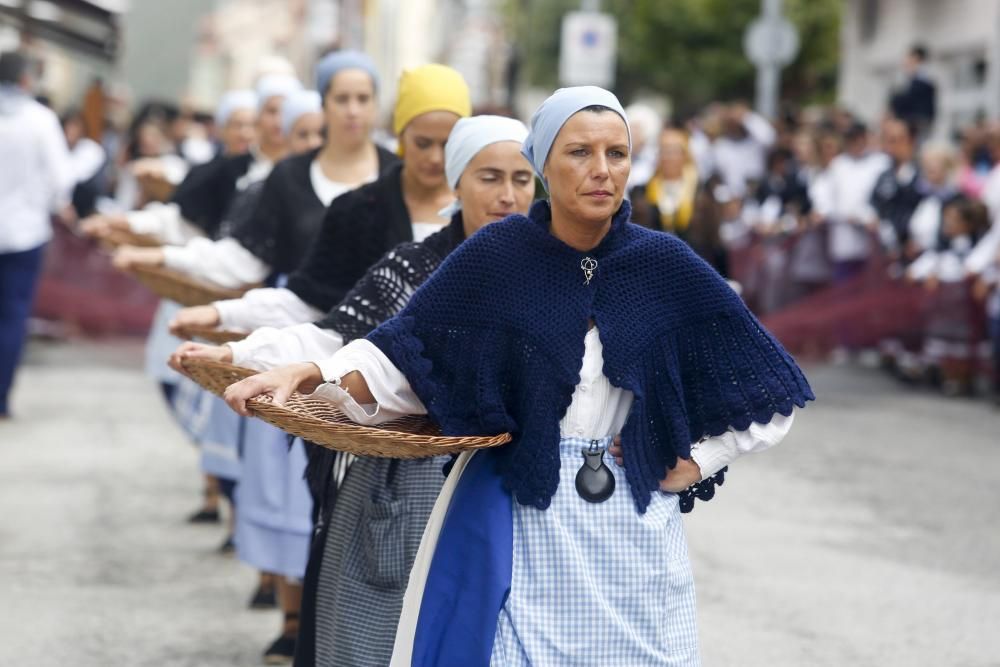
[228,322,343,370]
[214,222,446,332]
[126,202,205,246]
[411,221,446,243]
[310,327,794,480]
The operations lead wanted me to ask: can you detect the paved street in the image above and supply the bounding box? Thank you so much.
[1,339,998,666]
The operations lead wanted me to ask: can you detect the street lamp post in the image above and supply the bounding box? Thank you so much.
[743,0,799,119]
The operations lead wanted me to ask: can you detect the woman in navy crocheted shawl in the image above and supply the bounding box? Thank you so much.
[251,88,812,666]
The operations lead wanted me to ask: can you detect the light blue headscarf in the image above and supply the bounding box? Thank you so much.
[315,50,379,97]
[281,89,322,135]
[521,85,631,190]
[438,115,529,217]
[214,89,257,127]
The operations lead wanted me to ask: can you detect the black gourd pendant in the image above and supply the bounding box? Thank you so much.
[575,441,615,503]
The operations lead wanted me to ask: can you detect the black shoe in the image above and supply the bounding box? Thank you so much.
[249,584,277,610]
[262,634,296,665]
[218,535,236,556]
[187,508,221,524]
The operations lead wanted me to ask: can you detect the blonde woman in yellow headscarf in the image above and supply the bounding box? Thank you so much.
[634,127,700,235]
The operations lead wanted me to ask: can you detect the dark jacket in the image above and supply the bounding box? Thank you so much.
[890,75,937,126]
[170,152,255,239]
[228,145,398,275]
[871,161,923,248]
[285,161,412,312]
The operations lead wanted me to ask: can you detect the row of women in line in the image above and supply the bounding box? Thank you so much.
[83,50,813,667]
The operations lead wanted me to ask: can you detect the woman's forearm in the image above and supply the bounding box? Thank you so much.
[335,370,375,404]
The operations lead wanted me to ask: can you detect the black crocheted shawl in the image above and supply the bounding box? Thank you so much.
[366,199,815,512]
[313,214,464,340]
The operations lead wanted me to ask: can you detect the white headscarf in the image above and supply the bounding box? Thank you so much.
[281,89,322,135]
[254,73,301,109]
[439,115,529,217]
[214,89,257,127]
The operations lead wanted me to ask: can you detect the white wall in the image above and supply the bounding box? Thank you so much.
[838,0,1000,139]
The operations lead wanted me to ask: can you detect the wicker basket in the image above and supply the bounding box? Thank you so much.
[181,358,258,397]
[247,393,512,459]
[127,264,255,307]
[180,358,511,459]
[174,325,247,345]
[100,228,161,249]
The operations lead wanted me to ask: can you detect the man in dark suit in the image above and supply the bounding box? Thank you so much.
[890,45,937,137]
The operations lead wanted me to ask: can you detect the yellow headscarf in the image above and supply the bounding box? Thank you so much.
[392,64,472,143]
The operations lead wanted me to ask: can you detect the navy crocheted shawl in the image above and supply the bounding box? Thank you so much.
[367,199,814,512]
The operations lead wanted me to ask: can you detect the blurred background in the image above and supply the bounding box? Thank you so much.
[1,1,999,666]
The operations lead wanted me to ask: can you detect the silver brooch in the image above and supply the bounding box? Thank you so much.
[581,257,598,285]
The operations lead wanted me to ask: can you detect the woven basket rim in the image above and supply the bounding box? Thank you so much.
[180,358,511,456]
[180,357,257,397]
[101,229,161,248]
[126,263,254,306]
[174,324,247,344]
[128,263,240,293]
[248,394,512,448]
[247,393,511,458]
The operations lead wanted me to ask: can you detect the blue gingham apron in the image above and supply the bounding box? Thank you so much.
[411,437,700,666]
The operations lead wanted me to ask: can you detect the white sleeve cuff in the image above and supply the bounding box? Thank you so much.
[227,323,344,371]
[127,203,204,245]
[162,244,199,275]
[690,432,740,479]
[214,287,324,331]
[312,339,427,424]
[163,237,270,289]
[690,410,796,480]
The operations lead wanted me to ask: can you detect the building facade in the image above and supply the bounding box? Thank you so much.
[839,0,1000,139]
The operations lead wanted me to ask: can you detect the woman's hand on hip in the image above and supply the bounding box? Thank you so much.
[608,436,703,492]
[659,458,702,493]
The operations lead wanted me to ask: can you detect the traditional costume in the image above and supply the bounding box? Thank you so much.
[312,87,813,666]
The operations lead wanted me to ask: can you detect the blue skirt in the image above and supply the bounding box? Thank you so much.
[234,425,313,579]
[144,300,184,386]
[196,393,244,483]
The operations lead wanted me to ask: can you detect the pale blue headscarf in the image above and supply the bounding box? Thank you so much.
[315,50,379,97]
[521,86,631,190]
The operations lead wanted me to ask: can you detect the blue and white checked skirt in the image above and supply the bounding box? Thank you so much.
[490,436,700,666]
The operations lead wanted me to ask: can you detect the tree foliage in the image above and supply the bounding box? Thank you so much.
[504,0,840,111]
